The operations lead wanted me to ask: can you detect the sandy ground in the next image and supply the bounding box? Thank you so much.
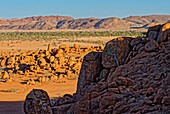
[0,79,78,114]
[0,79,78,101]
[0,101,24,114]
[0,37,116,51]
[0,36,116,113]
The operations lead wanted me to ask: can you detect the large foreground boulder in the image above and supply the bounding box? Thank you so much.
[24,23,170,114]
[24,89,52,114]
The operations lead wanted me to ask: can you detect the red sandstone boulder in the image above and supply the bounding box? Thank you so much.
[148,31,158,40]
[24,89,52,114]
[157,22,170,42]
[146,24,162,40]
[76,52,102,96]
[145,40,159,52]
[102,37,132,68]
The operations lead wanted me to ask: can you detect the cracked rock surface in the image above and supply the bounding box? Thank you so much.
[24,22,170,114]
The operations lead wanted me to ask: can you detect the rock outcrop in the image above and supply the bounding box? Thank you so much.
[24,22,170,114]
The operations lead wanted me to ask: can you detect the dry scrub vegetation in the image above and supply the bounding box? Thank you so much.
[0,31,146,41]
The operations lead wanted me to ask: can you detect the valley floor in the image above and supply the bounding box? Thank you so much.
[0,36,113,113]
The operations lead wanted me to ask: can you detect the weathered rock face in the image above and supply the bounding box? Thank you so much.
[76,52,103,97]
[147,22,170,42]
[102,37,133,68]
[24,23,170,114]
[146,24,162,41]
[24,89,52,114]
[157,22,170,42]
[144,40,159,52]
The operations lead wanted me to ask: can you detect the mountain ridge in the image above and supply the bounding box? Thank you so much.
[0,15,170,30]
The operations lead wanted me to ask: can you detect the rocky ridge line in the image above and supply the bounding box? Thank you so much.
[24,22,170,114]
[0,15,170,30]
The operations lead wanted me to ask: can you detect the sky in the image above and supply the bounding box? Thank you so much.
[0,0,170,19]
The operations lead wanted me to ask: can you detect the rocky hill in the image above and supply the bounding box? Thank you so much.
[24,22,170,113]
[0,15,170,30]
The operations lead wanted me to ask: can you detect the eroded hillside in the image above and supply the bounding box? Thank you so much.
[0,15,170,30]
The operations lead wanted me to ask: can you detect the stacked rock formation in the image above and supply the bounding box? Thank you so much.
[24,22,170,114]
[0,44,103,84]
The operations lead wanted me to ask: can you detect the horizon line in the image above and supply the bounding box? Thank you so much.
[1,14,170,20]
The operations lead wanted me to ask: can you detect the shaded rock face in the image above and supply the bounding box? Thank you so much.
[24,23,170,114]
[102,37,133,68]
[147,22,170,42]
[24,89,52,114]
[76,52,103,97]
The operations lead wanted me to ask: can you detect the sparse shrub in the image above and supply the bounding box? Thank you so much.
[7,88,19,93]
[17,49,21,52]
[43,44,48,46]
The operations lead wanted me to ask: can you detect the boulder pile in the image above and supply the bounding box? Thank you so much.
[0,44,103,84]
[24,22,170,114]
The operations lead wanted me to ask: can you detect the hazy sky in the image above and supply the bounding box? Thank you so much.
[0,0,170,19]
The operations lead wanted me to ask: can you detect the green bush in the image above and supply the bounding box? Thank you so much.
[0,31,146,41]
[7,88,19,93]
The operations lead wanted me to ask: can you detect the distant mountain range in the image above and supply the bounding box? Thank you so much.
[0,15,170,30]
